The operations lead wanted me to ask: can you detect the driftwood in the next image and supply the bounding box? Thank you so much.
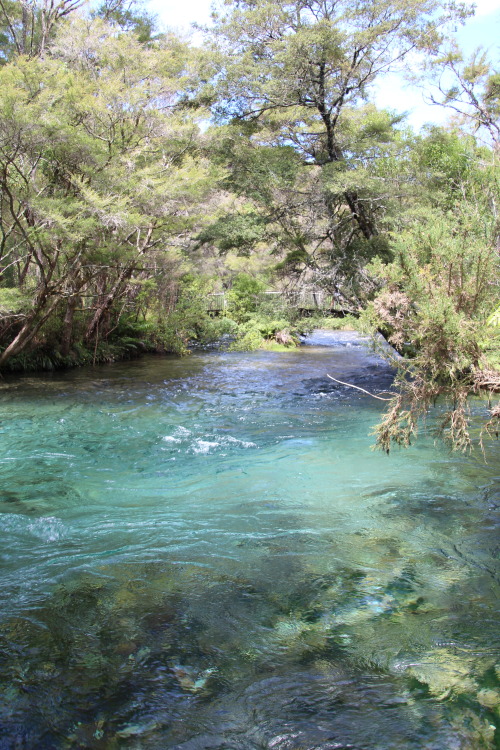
[326,374,396,401]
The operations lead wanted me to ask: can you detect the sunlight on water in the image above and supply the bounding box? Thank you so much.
[0,332,499,748]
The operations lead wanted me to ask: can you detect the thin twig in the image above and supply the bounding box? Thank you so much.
[326,374,395,401]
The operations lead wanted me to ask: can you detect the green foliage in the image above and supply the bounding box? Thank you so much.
[309,314,359,331]
[413,128,487,210]
[139,276,239,355]
[0,288,30,314]
[1,337,146,372]
[195,213,266,254]
[228,316,300,351]
[226,273,267,322]
[366,189,500,451]
[274,249,310,273]
[0,17,218,368]
[92,0,159,43]
[227,324,265,352]
[487,304,500,328]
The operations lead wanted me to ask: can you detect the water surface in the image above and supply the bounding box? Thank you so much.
[0,332,499,749]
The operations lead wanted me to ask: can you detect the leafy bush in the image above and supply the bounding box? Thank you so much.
[228,315,301,351]
[366,204,500,452]
[0,288,31,314]
[308,314,360,331]
[227,325,264,351]
[226,273,267,323]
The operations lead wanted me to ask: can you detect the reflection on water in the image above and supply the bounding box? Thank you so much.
[0,332,499,748]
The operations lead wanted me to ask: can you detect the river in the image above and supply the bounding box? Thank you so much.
[0,331,499,748]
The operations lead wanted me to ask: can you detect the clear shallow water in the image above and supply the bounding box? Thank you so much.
[0,331,499,749]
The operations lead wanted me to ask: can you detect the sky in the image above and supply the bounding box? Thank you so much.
[148,0,500,132]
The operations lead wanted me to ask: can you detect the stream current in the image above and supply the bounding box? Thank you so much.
[0,331,499,749]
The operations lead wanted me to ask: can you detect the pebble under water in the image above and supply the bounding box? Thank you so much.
[0,331,499,749]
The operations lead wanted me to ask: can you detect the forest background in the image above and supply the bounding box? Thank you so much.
[0,0,499,450]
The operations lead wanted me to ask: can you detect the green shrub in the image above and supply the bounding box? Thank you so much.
[308,314,360,331]
[228,315,301,351]
[226,273,267,323]
[227,325,264,351]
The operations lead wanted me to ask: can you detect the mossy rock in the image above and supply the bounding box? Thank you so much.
[405,648,479,699]
[477,688,500,710]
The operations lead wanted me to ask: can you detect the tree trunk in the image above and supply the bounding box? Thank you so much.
[315,80,378,241]
[60,294,79,356]
[0,296,60,366]
[344,191,377,240]
[84,266,134,342]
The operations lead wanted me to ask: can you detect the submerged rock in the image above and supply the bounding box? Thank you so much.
[403,647,494,702]
[477,688,500,710]
[171,663,217,693]
[115,720,160,738]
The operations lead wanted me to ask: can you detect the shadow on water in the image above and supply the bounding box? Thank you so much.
[0,332,499,748]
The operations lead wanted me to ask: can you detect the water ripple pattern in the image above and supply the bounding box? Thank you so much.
[0,331,498,749]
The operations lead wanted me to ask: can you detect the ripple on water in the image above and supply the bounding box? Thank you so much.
[0,333,499,748]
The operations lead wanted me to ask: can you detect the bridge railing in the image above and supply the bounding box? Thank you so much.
[206,293,228,312]
[206,290,332,313]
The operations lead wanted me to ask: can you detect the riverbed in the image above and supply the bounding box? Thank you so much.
[0,331,499,748]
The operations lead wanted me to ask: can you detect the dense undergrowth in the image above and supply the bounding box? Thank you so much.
[0,269,363,373]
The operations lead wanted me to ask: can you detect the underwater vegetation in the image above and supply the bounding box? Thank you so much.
[0,337,499,748]
[0,516,499,749]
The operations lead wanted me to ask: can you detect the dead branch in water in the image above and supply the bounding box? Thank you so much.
[326,374,396,401]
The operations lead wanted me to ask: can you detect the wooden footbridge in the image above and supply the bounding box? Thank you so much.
[206,290,337,314]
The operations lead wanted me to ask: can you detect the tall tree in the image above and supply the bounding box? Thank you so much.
[200,111,402,307]
[207,0,472,237]
[0,0,87,61]
[0,17,217,365]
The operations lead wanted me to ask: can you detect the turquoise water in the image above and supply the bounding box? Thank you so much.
[0,331,499,749]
